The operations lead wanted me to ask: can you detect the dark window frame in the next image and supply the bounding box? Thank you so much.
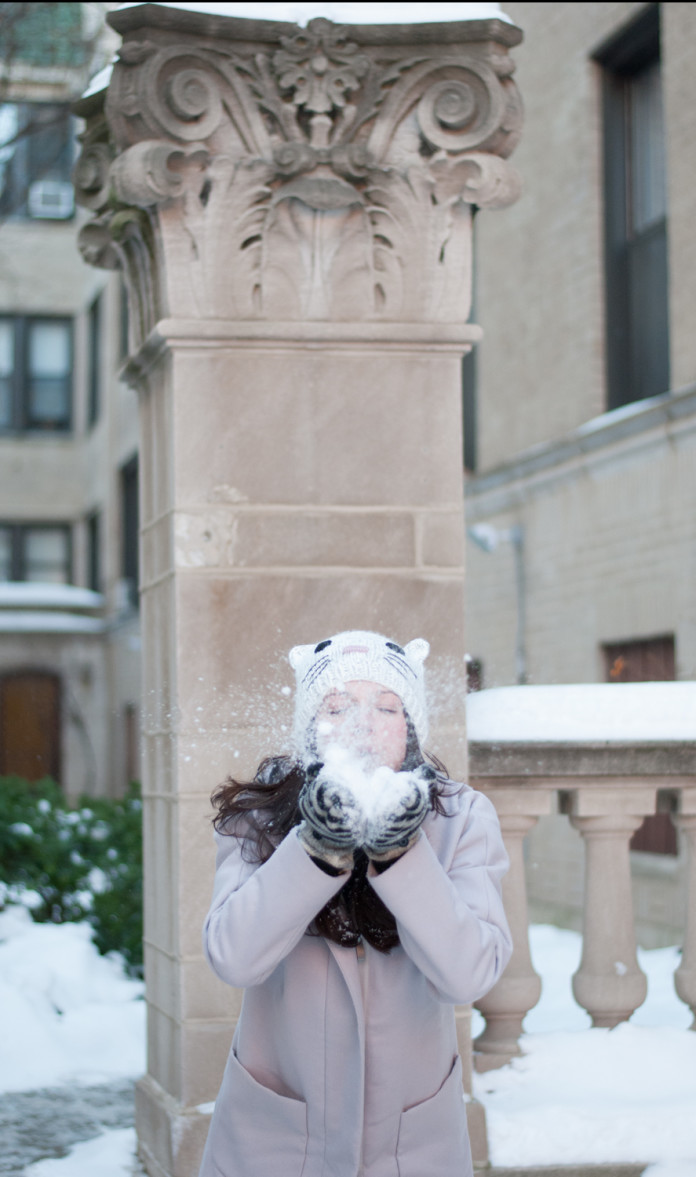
[595,5,670,410]
[87,294,102,428]
[120,455,139,610]
[0,521,72,584]
[86,510,101,593]
[0,313,74,434]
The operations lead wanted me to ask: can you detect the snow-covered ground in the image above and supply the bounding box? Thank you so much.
[1,906,694,1175]
[0,905,145,1093]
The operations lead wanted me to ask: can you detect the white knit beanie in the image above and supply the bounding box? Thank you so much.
[288,630,430,759]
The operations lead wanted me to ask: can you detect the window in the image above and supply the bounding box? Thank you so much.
[602,634,677,855]
[0,102,74,220]
[121,456,139,609]
[597,6,669,409]
[88,295,102,427]
[0,316,73,432]
[0,523,71,583]
[86,511,101,593]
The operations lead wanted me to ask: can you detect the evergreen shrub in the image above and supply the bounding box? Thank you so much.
[0,776,143,976]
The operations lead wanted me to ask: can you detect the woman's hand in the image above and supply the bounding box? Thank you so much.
[297,763,366,872]
[363,765,435,864]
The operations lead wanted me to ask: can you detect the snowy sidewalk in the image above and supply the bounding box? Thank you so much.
[0,1082,137,1177]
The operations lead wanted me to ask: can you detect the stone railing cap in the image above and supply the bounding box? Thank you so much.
[109,3,523,46]
[469,739,696,778]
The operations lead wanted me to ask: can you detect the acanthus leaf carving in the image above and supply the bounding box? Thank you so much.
[430,151,522,210]
[110,140,210,208]
[72,141,113,213]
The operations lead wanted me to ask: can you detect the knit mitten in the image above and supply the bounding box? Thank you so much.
[297,763,366,872]
[363,765,435,863]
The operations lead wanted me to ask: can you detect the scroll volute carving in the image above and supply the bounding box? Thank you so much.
[75,13,523,326]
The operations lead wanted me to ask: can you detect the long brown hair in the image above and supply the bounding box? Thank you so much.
[211,725,456,953]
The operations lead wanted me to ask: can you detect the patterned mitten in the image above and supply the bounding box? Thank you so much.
[363,765,436,863]
[297,763,366,872]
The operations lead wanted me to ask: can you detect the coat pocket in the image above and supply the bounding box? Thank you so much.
[206,1049,308,1177]
[396,1054,472,1177]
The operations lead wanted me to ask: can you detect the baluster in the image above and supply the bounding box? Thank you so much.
[674,812,696,1029]
[474,812,543,1071]
[570,793,653,1027]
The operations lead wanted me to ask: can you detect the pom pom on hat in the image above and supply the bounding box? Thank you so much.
[289,630,429,759]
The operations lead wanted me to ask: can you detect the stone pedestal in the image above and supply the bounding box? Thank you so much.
[472,788,551,1070]
[674,795,696,1029]
[74,7,522,1175]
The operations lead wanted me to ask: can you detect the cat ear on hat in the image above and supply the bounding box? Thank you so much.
[288,643,316,671]
[405,638,430,664]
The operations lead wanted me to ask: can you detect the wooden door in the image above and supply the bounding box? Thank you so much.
[0,672,60,781]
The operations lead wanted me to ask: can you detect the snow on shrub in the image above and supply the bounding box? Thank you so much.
[0,777,143,976]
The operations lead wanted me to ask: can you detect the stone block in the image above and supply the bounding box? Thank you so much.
[142,513,174,586]
[420,510,466,567]
[180,1019,234,1107]
[136,1075,214,1177]
[143,795,177,956]
[231,509,416,569]
[144,942,178,1021]
[147,1005,179,1096]
[172,348,465,509]
[466,1098,489,1170]
[142,733,177,795]
[569,786,658,819]
[180,957,243,1023]
[178,796,219,959]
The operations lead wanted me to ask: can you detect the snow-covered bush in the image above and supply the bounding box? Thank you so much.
[0,777,143,976]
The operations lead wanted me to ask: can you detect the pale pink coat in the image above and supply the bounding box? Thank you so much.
[199,784,511,1177]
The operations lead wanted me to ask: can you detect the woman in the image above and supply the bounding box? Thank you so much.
[199,630,512,1177]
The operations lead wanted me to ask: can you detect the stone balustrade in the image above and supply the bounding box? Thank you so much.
[468,739,696,1070]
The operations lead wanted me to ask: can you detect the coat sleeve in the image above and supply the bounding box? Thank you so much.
[203,825,348,988]
[368,788,512,1005]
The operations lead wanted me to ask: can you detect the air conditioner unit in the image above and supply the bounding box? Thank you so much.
[27,180,75,220]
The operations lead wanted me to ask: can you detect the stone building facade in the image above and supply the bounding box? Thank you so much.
[0,2,138,799]
[464,1,696,945]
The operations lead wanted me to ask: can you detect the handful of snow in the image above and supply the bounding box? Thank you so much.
[318,744,429,829]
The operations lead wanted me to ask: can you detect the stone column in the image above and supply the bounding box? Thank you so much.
[569,786,655,1028]
[74,8,522,1176]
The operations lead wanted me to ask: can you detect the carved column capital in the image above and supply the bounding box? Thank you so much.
[74,9,523,338]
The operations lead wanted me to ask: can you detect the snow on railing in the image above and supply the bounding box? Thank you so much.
[466,683,696,1070]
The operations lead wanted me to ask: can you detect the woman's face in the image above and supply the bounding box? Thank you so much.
[314,680,408,771]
